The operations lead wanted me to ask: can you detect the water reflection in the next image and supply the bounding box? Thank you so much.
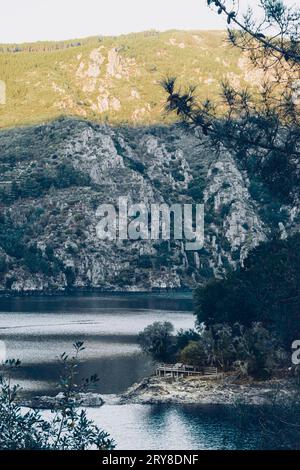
[0,292,193,313]
[88,404,262,450]
[1,293,268,450]
[0,293,194,395]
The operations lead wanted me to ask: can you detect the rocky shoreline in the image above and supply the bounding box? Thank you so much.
[119,375,297,406]
[0,288,193,298]
[20,392,105,409]
[20,375,297,409]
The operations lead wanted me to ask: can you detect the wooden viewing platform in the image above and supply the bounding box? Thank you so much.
[156,363,218,378]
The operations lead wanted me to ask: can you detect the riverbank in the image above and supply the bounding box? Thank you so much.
[0,288,193,299]
[120,375,297,405]
[20,392,105,409]
[21,375,297,409]
[19,374,298,409]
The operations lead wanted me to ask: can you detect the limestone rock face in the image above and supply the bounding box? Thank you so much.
[120,376,297,405]
[204,150,266,272]
[0,117,294,293]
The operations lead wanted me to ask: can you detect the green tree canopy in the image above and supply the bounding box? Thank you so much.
[138,321,174,361]
[195,234,300,347]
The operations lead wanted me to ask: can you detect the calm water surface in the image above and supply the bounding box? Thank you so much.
[0,293,194,395]
[0,293,264,450]
[87,403,263,450]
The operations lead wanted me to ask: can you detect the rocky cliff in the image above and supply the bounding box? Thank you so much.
[1,117,297,293]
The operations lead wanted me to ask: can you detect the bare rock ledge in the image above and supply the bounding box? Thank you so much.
[120,376,296,405]
[20,392,104,409]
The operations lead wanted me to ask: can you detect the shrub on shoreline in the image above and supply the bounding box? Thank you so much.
[0,342,115,450]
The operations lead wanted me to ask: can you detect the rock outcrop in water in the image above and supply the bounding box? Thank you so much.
[20,377,297,408]
[0,117,298,293]
[120,375,297,405]
[20,392,104,409]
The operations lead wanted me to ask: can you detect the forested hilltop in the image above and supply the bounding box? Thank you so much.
[1,30,250,128]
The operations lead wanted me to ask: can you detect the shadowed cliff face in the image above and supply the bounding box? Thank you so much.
[0,117,297,293]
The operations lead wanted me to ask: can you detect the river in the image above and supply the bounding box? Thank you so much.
[0,292,264,450]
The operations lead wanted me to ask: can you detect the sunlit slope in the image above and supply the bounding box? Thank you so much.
[0,30,248,128]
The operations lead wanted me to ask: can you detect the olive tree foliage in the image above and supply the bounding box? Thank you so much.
[180,323,286,378]
[233,322,287,378]
[194,234,300,348]
[138,321,175,361]
[0,342,115,450]
[162,0,300,202]
[138,321,286,378]
[179,324,236,370]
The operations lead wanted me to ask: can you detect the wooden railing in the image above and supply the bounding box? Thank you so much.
[156,363,218,377]
[203,367,218,375]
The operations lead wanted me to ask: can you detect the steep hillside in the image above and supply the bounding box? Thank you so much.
[0,31,299,293]
[1,117,297,293]
[0,30,255,128]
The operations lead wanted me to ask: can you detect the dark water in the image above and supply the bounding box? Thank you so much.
[87,403,265,450]
[0,293,194,395]
[40,402,266,450]
[0,293,268,449]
